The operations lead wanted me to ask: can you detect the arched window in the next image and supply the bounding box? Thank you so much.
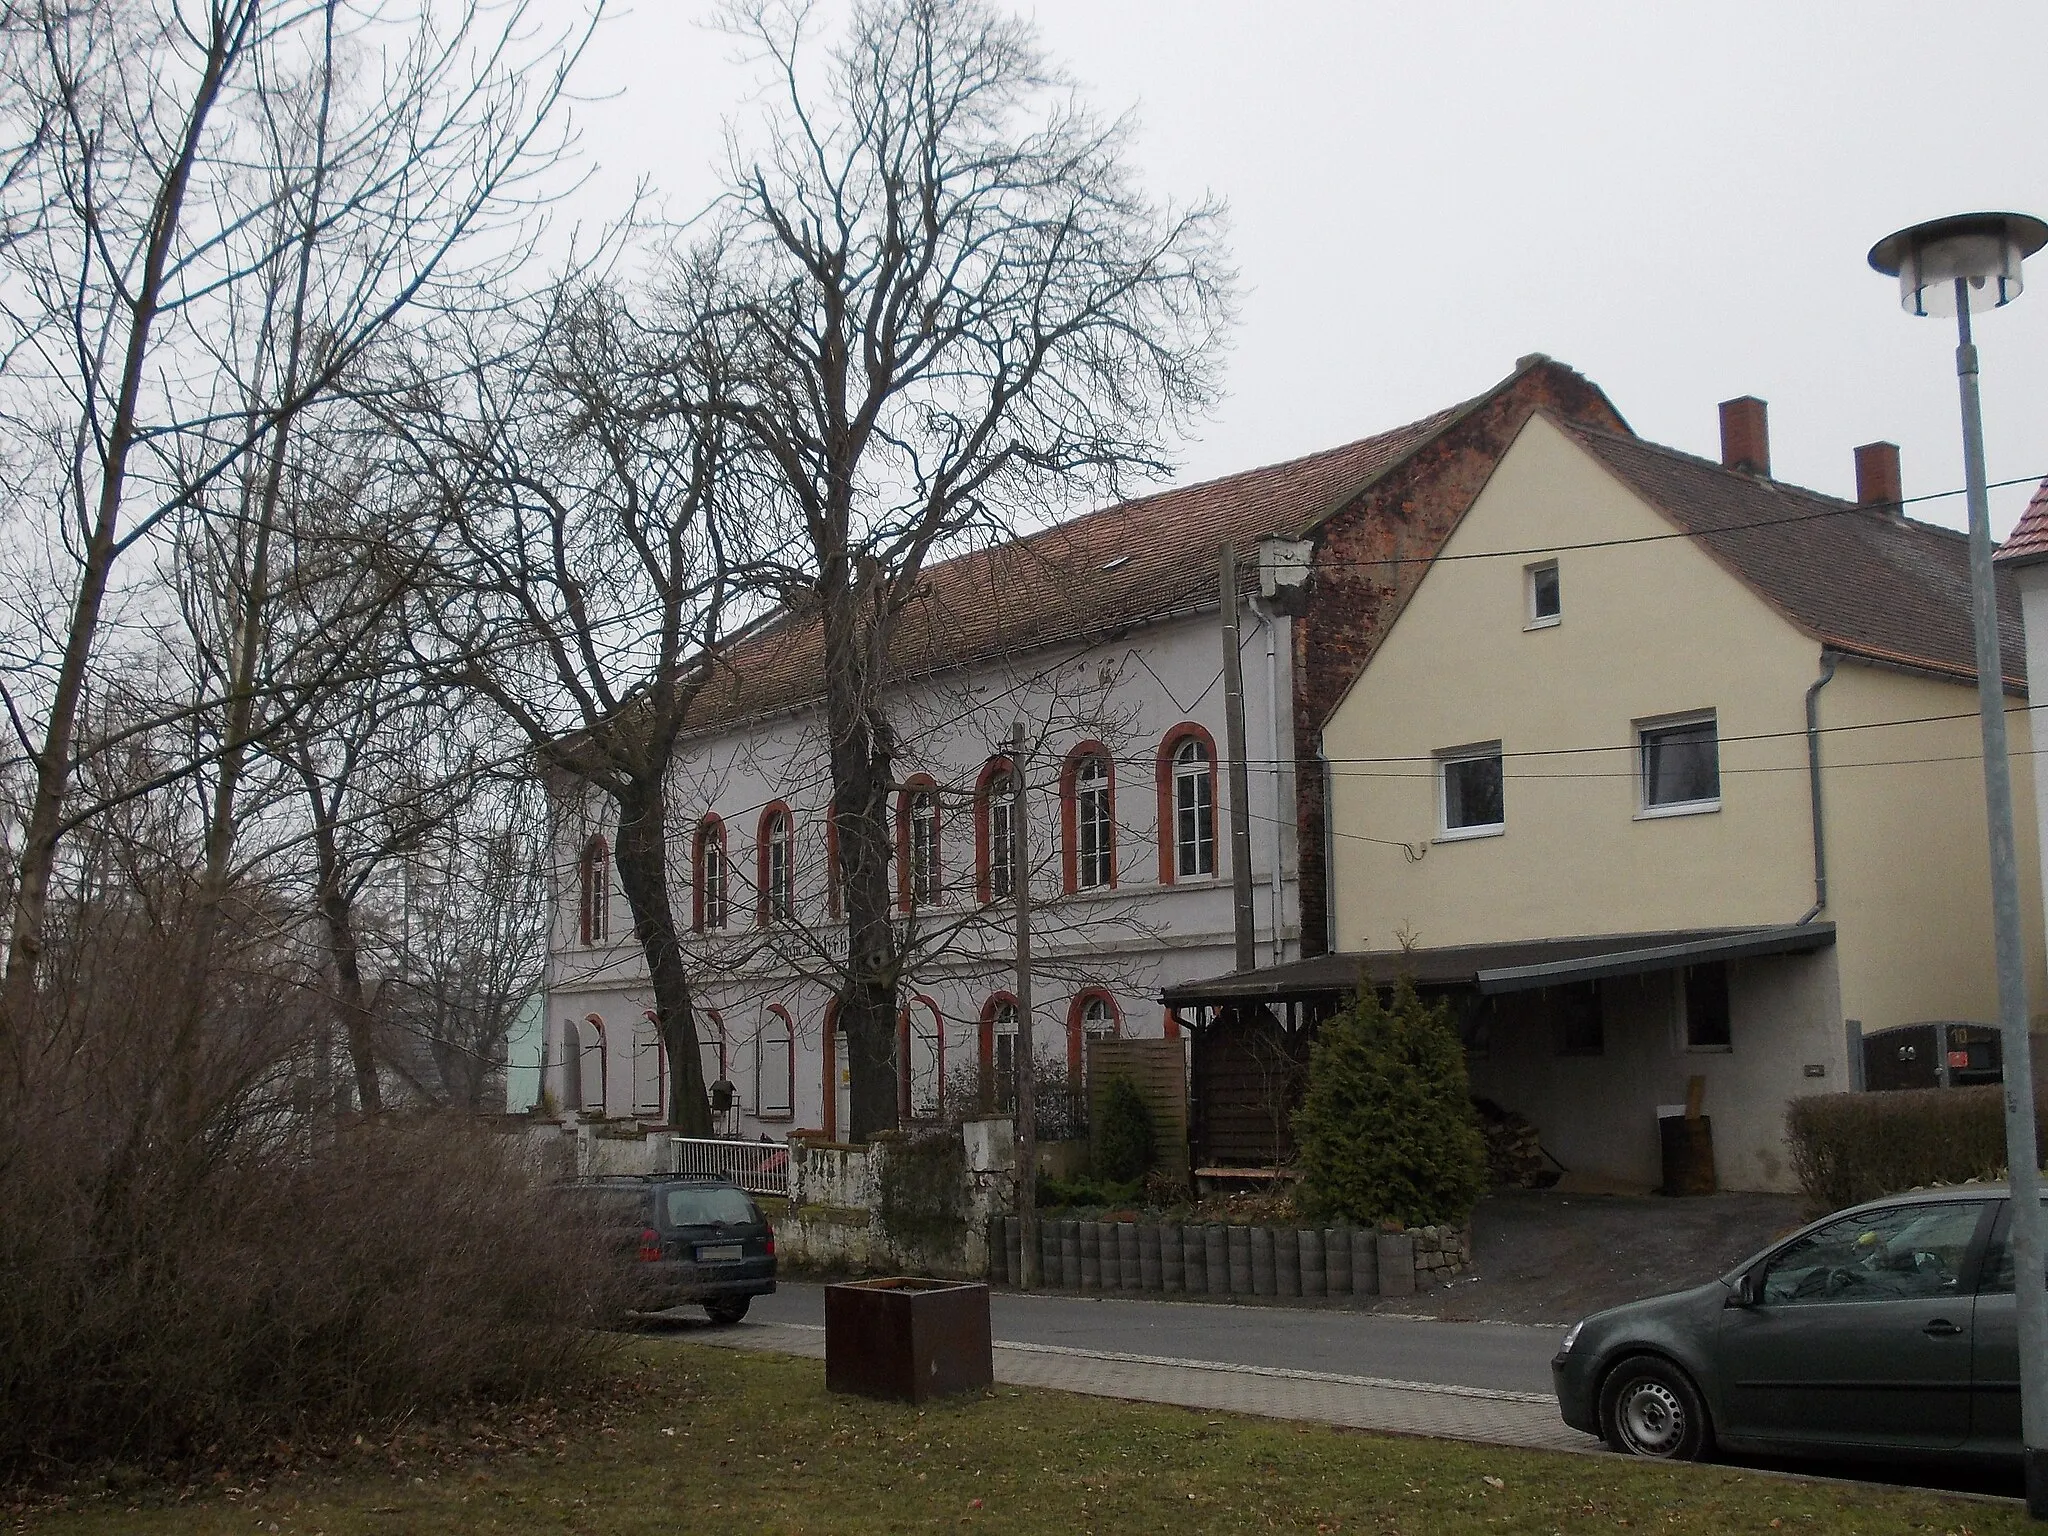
[898,776,942,910]
[1061,744,1116,893]
[1157,727,1218,882]
[578,835,609,944]
[699,1009,727,1100]
[975,757,1018,904]
[1066,990,1121,1088]
[900,995,944,1120]
[632,1010,666,1118]
[557,1017,584,1110]
[694,817,727,931]
[756,1006,795,1119]
[981,994,1021,1112]
[758,804,795,923]
[823,1000,848,1142]
[581,1014,609,1115]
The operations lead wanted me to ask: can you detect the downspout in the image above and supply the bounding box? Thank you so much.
[1318,735,1338,955]
[1250,595,1287,963]
[1799,650,1840,924]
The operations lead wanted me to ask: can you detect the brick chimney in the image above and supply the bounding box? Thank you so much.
[1854,441,1902,516]
[1719,396,1770,476]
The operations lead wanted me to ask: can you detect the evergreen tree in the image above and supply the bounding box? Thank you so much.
[1293,980,1487,1228]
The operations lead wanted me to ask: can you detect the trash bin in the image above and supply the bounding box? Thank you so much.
[824,1277,993,1403]
[1657,1106,1716,1196]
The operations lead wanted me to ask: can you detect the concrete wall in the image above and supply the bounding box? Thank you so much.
[1467,951,1845,1193]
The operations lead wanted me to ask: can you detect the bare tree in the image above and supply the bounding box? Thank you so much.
[383,273,757,1135]
[0,0,597,1054]
[702,0,1231,1137]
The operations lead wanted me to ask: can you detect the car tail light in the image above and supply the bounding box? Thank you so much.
[764,1232,776,1258]
[637,1227,662,1263]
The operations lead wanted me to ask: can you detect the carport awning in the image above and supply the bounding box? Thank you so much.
[1159,923,1836,1007]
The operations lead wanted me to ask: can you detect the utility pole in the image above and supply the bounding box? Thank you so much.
[1009,720,1038,1287]
[1220,544,1257,972]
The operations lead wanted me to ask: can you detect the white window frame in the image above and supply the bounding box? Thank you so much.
[908,787,941,906]
[987,772,1016,900]
[1436,741,1505,841]
[700,830,728,929]
[1636,711,1722,819]
[1075,754,1113,889]
[1172,736,1216,878]
[1525,560,1561,629]
[764,811,794,922]
[755,1009,794,1118]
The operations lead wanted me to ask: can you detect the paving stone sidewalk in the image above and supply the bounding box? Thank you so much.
[694,1320,1599,1455]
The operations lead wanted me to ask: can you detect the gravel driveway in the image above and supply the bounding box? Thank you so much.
[1381,1188,1808,1323]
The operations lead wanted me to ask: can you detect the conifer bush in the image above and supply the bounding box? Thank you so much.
[1094,1074,1156,1184]
[1292,980,1487,1229]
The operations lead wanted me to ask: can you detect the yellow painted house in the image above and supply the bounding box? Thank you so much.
[1313,402,2045,1193]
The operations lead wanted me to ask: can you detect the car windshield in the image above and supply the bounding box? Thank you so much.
[666,1186,756,1228]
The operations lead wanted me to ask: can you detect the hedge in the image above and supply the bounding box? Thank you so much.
[1785,1083,2047,1212]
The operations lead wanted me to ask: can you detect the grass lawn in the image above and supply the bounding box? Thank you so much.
[18,1344,2022,1534]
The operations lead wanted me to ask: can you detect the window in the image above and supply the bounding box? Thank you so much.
[1640,714,1720,813]
[1438,743,1504,837]
[1068,990,1121,1087]
[1158,728,1217,881]
[695,818,727,930]
[1549,982,1604,1056]
[578,836,609,945]
[1683,962,1732,1050]
[988,997,1020,1112]
[1064,747,1116,891]
[899,779,942,908]
[902,998,943,1119]
[632,1011,665,1116]
[759,806,794,923]
[756,1007,794,1118]
[825,804,843,919]
[1526,560,1561,627]
[1758,1201,1984,1306]
[983,770,1015,901]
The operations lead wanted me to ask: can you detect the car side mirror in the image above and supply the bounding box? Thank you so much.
[1727,1269,1763,1308]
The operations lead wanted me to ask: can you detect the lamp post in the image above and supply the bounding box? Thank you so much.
[1870,210,2048,1516]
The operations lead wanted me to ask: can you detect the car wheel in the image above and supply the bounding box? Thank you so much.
[704,1297,750,1325]
[1597,1356,1711,1460]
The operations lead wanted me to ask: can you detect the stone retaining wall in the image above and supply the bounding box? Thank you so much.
[991,1217,1470,1301]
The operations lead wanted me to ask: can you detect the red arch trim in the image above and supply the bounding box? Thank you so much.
[973,755,1014,906]
[895,774,942,912]
[1065,990,1122,1082]
[692,815,727,931]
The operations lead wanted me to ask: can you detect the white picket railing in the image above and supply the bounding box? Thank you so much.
[669,1136,790,1197]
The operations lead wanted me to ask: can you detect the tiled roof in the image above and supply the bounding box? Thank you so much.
[1996,478,2048,568]
[1564,424,2025,691]
[685,397,1486,731]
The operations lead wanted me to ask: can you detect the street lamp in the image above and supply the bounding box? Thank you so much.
[1871,211,2048,1516]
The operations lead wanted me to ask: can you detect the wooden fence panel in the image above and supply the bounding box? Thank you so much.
[1087,1037,1189,1181]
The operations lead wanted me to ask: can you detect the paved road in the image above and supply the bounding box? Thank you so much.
[750,1282,1565,1396]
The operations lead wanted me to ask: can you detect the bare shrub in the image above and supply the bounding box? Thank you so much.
[0,879,619,1475]
[1785,1085,2035,1215]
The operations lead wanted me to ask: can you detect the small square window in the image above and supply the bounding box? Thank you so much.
[1526,561,1561,627]
[1438,744,1504,837]
[1683,963,1732,1051]
[1640,714,1720,813]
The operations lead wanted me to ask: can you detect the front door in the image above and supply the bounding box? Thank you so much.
[1717,1199,1991,1451]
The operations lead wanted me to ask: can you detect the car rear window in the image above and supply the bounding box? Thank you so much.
[666,1186,757,1228]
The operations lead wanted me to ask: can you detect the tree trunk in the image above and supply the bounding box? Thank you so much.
[319,884,384,1115]
[829,687,901,1142]
[612,777,711,1135]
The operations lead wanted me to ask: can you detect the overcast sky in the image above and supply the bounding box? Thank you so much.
[549,0,2048,535]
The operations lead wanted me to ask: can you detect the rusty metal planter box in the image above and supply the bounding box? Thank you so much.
[824,1277,993,1403]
